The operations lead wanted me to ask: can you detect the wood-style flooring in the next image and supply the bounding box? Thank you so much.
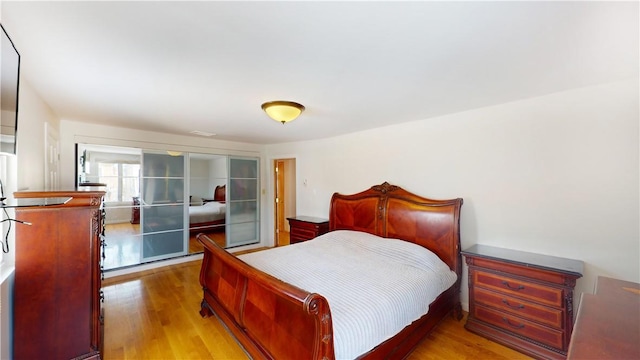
[103,259,532,360]
[103,222,226,269]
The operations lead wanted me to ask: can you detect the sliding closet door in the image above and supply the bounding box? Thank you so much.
[140,152,187,261]
[227,157,259,247]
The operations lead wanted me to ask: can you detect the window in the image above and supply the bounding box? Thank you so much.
[98,162,140,202]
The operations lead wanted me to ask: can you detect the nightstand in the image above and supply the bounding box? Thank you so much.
[287,216,329,244]
[462,245,583,360]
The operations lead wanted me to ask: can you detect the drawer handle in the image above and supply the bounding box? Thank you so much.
[501,281,524,291]
[502,317,525,329]
[501,299,525,309]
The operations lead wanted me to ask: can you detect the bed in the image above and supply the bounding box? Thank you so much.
[197,182,463,359]
[189,185,226,233]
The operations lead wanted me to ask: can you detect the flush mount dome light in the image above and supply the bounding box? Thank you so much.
[261,101,305,124]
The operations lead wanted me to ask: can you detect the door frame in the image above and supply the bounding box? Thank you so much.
[272,157,296,246]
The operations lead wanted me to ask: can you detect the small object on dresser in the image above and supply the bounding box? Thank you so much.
[287,216,329,244]
[462,244,583,360]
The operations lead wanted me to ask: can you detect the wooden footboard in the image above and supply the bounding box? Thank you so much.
[197,233,335,360]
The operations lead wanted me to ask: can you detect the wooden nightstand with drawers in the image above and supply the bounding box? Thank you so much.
[462,245,583,360]
[287,216,330,244]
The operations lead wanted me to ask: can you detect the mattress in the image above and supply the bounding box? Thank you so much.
[238,230,457,359]
[189,201,225,223]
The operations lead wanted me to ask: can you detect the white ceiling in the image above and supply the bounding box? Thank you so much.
[2,1,637,144]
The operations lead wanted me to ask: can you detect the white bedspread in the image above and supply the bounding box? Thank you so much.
[238,230,457,360]
[189,201,225,223]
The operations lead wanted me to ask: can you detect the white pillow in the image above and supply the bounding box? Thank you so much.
[190,195,203,206]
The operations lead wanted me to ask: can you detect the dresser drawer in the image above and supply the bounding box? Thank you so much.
[473,304,565,351]
[473,287,563,328]
[474,270,564,307]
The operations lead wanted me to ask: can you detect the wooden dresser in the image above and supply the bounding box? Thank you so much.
[287,216,329,244]
[13,190,105,360]
[567,276,640,359]
[462,245,583,359]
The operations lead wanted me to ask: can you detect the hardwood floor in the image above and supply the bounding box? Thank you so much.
[103,222,226,269]
[103,260,531,360]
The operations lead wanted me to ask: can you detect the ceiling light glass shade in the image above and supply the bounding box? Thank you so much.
[261,101,305,124]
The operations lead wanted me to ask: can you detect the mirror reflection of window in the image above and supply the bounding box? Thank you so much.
[77,144,142,270]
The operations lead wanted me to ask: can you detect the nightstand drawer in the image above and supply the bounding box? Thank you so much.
[290,227,317,243]
[473,287,563,328]
[474,270,564,307]
[473,305,565,351]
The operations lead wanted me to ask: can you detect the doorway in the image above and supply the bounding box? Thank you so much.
[273,158,296,246]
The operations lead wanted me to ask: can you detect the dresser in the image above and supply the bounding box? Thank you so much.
[287,216,329,244]
[567,276,640,359]
[13,190,106,360]
[462,245,583,359]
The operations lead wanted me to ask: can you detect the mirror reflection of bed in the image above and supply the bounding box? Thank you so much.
[188,185,226,252]
[78,146,247,270]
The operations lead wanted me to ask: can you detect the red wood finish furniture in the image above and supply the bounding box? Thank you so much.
[189,185,226,234]
[567,276,640,359]
[131,196,140,224]
[462,245,583,360]
[197,182,463,360]
[287,216,329,244]
[14,190,105,360]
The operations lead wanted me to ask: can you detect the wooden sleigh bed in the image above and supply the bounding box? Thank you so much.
[189,184,226,234]
[197,182,463,359]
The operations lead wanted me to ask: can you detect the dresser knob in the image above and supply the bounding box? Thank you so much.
[501,280,525,291]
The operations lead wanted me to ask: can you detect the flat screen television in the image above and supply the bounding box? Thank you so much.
[0,24,20,155]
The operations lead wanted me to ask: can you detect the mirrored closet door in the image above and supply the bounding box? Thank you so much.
[188,153,227,253]
[77,144,260,271]
[228,157,259,247]
[78,144,143,270]
[140,151,186,262]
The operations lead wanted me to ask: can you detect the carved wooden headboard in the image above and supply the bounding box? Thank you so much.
[329,182,463,275]
[213,185,226,202]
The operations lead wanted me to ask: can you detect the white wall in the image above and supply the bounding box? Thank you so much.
[265,79,639,310]
[209,156,228,192]
[13,70,640,313]
[15,79,59,191]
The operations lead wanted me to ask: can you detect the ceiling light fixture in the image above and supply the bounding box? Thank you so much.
[261,101,305,124]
